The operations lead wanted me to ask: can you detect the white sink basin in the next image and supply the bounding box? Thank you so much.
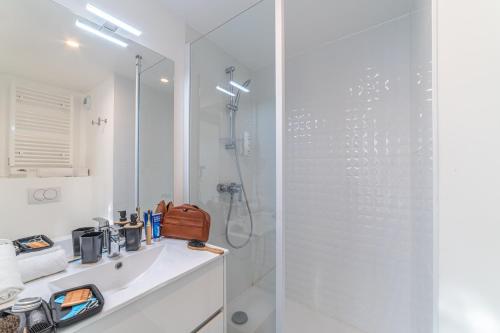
[49,245,163,295]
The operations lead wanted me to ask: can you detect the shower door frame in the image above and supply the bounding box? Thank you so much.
[183,1,285,332]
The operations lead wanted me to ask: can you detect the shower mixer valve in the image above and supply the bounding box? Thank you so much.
[217,183,242,201]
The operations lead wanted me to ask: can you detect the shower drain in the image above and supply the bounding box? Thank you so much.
[231,311,248,325]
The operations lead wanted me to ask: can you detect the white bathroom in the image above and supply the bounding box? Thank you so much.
[0,0,498,332]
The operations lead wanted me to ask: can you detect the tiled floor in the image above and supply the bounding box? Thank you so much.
[227,285,365,333]
[285,298,365,333]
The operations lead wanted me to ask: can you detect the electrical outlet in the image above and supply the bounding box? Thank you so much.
[28,187,61,205]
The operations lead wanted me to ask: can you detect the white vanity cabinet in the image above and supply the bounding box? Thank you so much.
[73,257,225,333]
[197,312,224,333]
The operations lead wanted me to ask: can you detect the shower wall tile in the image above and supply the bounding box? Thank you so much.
[285,12,432,333]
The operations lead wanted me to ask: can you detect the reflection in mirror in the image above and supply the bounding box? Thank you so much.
[138,60,174,210]
[0,0,174,241]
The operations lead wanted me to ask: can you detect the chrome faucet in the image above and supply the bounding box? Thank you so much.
[92,217,110,252]
[92,217,123,258]
[107,225,124,258]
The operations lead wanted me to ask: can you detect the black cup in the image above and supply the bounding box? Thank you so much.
[72,227,95,257]
[80,232,103,264]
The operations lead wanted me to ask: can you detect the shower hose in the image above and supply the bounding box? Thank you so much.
[225,139,254,249]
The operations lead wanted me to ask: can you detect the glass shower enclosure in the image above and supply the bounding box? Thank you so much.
[189,0,276,332]
[189,0,434,332]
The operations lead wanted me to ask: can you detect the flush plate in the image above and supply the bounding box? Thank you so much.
[28,187,61,205]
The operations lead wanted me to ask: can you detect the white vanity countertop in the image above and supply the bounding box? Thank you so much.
[4,238,226,332]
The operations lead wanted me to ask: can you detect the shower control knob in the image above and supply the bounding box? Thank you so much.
[217,183,241,195]
[217,184,227,193]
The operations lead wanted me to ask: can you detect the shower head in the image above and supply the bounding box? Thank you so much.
[234,79,251,107]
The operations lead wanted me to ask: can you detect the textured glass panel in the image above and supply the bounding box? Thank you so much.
[284,1,433,332]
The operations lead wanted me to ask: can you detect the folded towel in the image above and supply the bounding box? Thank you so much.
[17,246,68,283]
[0,239,24,304]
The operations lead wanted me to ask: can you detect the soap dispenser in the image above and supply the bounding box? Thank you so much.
[124,213,142,251]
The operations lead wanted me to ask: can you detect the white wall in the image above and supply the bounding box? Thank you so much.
[0,177,93,240]
[437,1,500,332]
[86,77,115,220]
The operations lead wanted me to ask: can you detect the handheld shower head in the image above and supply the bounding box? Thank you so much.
[234,79,251,107]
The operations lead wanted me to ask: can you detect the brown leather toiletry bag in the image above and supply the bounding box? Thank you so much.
[155,201,211,242]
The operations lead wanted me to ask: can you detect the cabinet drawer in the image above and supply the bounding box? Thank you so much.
[197,312,224,333]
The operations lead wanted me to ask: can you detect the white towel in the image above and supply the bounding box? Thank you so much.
[17,246,68,283]
[0,239,24,304]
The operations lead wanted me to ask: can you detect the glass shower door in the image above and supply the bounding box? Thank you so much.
[189,1,276,332]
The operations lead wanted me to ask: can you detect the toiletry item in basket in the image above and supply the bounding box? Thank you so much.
[49,284,104,328]
[61,289,91,308]
[60,297,99,320]
[187,240,224,255]
[14,235,53,254]
[151,213,162,241]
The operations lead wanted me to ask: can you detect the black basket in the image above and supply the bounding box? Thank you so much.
[14,234,54,254]
[49,284,104,328]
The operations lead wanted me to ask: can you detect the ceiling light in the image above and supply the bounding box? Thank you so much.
[230,80,250,93]
[76,20,128,48]
[216,86,235,97]
[160,78,169,84]
[65,40,80,48]
[86,4,142,36]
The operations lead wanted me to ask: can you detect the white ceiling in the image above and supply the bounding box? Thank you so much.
[0,0,174,93]
[162,0,412,70]
[199,0,275,71]
[1,0,416,92]
[161,0,262,39]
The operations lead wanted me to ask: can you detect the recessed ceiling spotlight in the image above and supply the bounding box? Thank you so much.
[75,20,128,48]
[65,40,80,48]
[160,78,169,83]
[86,4,142,36]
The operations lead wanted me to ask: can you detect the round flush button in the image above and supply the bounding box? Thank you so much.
[44,188,57,200]
[33,189,45,201]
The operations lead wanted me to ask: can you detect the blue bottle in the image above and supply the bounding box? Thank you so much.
[152,213,162,240]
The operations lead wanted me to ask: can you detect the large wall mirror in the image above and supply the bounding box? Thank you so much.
[0,0,174,240]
